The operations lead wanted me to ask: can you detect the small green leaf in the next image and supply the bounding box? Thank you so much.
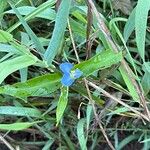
[0,121,40,131]
[86,104,93,131]
[77,119,87,150]
[0,106,41,118]
[0,30,13,43]
[56,86,68,126]
[74,50,122,76]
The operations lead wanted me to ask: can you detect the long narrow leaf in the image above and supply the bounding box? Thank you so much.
[56,86,68,126]
[0,121,40,131]
[135,0,150,61]
[77,119,87,150]
[123,8,136,42]
[44,0,71,65]
[0,106,41,118]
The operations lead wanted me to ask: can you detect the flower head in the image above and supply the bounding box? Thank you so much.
[59,62,83,86]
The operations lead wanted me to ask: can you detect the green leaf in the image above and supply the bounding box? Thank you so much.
[0,30,13,43]
[60,127,75,150]
[0,55,37,84]
[19,67,28,82]
[0,73,61,99]
[108,107,129,115]
[56,86,68,126]
[142,70,150,95]
[123,8,136,42]
[44,0,71,65]
[135,0,150,61]
[69,18,86,37]
[6,6,56,21]
[117,135,139,150]
[6,0,56,32]
[0,0,7,15]
[0,106,41,118]
[119,65,139,101]
[74,50,122,76]
[42,140,54,150]
[77,119,87,150]
[0,121,40,131]
[7,0,45,54]
[86,104,93,131]
[0,43,18,53]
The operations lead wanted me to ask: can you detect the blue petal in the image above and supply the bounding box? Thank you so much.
[59,62,73,73]
[61,73,75,86]
[74,69,83,79]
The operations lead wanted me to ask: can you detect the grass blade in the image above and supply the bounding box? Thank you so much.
[135,0,150,61]
[56,86,68,126]
[123,8,136,42]
[0,121,40,131]
[6,0,55,33]
[77,119,87,150]
[7,0,45,54]
[0,106,41,118]
[44,0,71,65]
[0,55,37,84]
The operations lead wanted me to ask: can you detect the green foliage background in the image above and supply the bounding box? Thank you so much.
[0,0,150,149]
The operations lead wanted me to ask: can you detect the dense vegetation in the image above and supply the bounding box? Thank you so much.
[0,0,150,149]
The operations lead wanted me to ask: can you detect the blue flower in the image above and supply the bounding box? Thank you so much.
[59,62,83,86]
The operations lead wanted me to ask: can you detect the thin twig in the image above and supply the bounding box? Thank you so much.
[0,133,15,150]
[86,0,93,59]
[84,79,115,150]
[87,81,149,122]
[67,20,80,63]
[68,20,115,150]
